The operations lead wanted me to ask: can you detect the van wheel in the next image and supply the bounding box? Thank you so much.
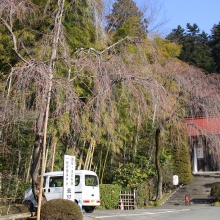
[84,207,95,213]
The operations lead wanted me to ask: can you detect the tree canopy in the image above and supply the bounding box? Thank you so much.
[1,1,220,212]
[210,22,220,72]
[166,23,217,73]
[106,0,148,37]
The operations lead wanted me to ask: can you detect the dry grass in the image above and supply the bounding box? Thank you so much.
[0,204,30,217]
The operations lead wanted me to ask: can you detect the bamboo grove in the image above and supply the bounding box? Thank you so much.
[0,0,220,204]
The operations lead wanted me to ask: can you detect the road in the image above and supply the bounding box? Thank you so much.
[83,205,220,220]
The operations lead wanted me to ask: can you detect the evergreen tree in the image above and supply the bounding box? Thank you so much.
[186,23,200,36]
[64,0,96,49]
[170,125,193,185]
[166,23,216,73]
[210,22,220,73]
[165,25,185,44]
[106,0,147,36]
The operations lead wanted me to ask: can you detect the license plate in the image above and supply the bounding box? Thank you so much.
[91,200,94,205]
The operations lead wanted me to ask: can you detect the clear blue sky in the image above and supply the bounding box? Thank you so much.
[136,0,220,35]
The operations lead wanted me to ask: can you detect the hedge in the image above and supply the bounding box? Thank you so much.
[211,183,220,201]
[98,184,121,209]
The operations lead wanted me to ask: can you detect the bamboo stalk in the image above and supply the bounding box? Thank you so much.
[88,139,95,170]
[100,144,110,184]
[25,154,32,183]
[51,139,57,172]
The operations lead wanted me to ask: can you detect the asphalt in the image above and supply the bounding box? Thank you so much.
[84,216,97,220]
[13,213,97,220]
[83,213,98,220]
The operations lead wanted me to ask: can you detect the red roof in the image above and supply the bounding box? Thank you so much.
[184,116,220,136]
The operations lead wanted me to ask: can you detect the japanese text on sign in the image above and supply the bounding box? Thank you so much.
[63,155,75,201]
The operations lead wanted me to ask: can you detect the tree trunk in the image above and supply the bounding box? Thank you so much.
[31,133,43,202]
[155,127,163,200]
[28,1,65,218]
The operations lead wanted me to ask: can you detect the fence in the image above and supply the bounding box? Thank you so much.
[118,190,137,210]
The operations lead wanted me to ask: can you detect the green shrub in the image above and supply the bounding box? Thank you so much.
[17,182,32,199]
[136,179,157,208]
[171,134,194,185]
[210,183,220,201]
[112,163,148,189]
[40,199,83,220]
[213,201,220,206]
[99,184,121,209]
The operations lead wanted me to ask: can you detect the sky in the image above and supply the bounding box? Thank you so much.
[136,0,220,36]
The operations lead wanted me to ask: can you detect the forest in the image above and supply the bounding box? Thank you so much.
[0,0,220,206]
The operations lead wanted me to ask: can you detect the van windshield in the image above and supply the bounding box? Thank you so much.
[85,175,98,186]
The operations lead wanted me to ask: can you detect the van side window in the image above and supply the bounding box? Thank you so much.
[49,177,63,187]
[85,175,98,186]
[43,177,46,188]
[75,175,80,186]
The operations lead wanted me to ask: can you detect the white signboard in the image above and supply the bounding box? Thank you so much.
[173,175,179,186]
[63,155,75,201]
[196,147,204,159]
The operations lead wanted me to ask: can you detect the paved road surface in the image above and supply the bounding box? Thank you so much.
[83,205,220,220]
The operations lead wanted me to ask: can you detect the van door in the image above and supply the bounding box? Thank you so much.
[83,174,99,205]
[43,176,63,201]
[74,174,81,202]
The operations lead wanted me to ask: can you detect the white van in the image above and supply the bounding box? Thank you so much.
[23,170,100,213]
[43,170,100,213]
